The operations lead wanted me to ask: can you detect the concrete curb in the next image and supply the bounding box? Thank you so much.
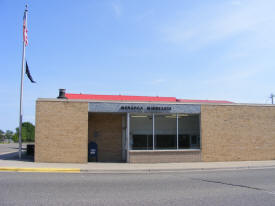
[1,165,275,174]
[0,167,80,173]
[81,165,275,174]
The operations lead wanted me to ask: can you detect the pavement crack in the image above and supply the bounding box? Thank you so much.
[192,178,275,195]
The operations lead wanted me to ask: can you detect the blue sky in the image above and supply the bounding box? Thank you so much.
[1,0,275,131]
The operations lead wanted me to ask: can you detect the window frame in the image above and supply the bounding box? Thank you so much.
[129,113,200,151]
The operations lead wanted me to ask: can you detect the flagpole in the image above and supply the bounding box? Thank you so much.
[19,5,28,159]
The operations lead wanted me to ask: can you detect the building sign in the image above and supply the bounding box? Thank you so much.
[89,102,200,114]
[120,105,172,112]
[120,106,144,111]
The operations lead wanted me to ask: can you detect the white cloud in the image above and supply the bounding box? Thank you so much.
[161,0,275,50]
[111,2,122,17]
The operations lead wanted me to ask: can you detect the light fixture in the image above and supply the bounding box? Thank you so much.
[164,114,194,118]
[165,115,177,118]
[178,114,191,117]
[131,115,148,118]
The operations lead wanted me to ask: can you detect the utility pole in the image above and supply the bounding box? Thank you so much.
[270,93,274,105]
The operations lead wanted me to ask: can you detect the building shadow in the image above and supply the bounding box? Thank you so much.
[0,151,34,162]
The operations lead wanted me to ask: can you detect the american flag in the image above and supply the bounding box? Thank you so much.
[23,11,28,46]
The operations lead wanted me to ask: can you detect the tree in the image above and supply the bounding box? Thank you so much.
[13,122,35,143]
[0,130,4,142]
[5,130,14,143]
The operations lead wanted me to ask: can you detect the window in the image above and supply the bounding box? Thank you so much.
[179,134,190,149]
[132,135,152,150]
[178,114,200,149]
[129,113,200,150]
[130,114,153,150]
[155,114,177,149]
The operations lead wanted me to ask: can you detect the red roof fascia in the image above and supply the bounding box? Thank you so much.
[65,93,233,103]
[177,99,233,104]
[65,93,177,102]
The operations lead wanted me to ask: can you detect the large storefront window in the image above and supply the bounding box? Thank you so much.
[130,113,200,150]
[130,114,153,150]
[154,114,177,149]
[178,114,200,149]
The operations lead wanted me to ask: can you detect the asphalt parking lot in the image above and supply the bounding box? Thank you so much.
[0,143,31,161]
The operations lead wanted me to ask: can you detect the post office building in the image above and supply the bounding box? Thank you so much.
[35,89,275,163]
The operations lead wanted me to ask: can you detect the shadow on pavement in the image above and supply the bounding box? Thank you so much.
[0,151,34,162]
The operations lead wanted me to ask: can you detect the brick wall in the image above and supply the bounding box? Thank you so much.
[88,113,123,162]
[35,100,275,163]
[35,100,88,163]
[129,150,201,163]
[201,105,275,161]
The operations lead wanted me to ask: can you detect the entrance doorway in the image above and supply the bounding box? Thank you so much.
[88,113,124,162]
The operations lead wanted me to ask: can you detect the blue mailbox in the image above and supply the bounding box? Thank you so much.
[88,141,98,162]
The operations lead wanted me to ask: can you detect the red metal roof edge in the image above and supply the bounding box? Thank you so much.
[65,93,177,102]
[65,93,233,104]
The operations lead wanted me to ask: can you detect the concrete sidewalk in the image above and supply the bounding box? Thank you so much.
[1,154,275,173]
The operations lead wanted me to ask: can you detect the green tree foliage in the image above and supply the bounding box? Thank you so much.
[0,130,4,142]
[5,130,14,142]
[13,122,35,143]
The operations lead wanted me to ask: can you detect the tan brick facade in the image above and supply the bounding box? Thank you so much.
[35,100,88,163]
[88,113,123,162]
[35,98,275,163]
[129,150,201,163]
[201,105,275,161]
